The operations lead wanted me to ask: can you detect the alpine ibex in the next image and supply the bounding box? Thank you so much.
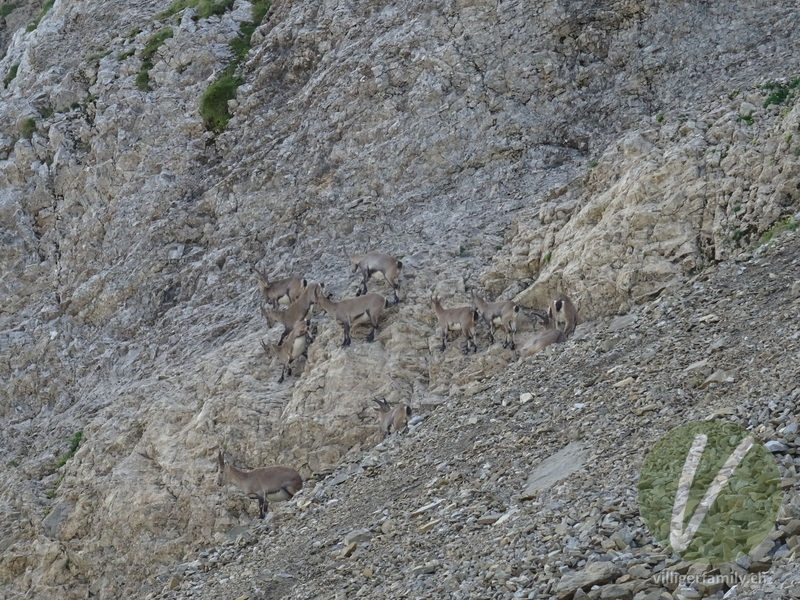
[548,294,578,337]
[217,452,303,519]
[372,399,412,438]
[252,267,307,307]
[521,310,567,356]
[432,296,479,354]
[350,252,403,302]
[260,282,326,343]
[473,293,521,350]
[260,319,314,383]
[314,288,388,346]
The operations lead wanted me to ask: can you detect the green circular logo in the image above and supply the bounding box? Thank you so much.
[639,420,782,564]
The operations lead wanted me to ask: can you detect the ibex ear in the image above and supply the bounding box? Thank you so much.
[217,451,224,467]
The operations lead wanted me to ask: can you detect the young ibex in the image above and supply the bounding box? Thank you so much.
[216,451,303,519]
[260,282,326,344]
[548,294,578,337]
[350,252,403,302]
[260,319,314,383]
[313,287,387,346]
[521,310,567,356]
[252,267,307,307]
[473,292,521,350]
[372,399,412,439]
[432,296,479,354]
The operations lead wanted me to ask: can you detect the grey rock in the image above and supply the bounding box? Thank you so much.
[556,562,623,600]
[520,442,590,500]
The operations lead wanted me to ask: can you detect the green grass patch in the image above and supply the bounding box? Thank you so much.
[762,77,800,108]
[738,114,754,125]
[1,2,20,18]
[3,63,18,88]
[199,0,270,132]
[200,65,243,132]
[141,27,174,63]
[54,431,83,470]
[758,216,798,247]
[46,431,83,498]
[26,0,54,31]
[137,27,174,91]
[19,117,36,139]
[157,0,234,21]
[87,49,112,64]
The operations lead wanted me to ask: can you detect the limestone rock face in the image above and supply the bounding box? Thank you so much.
[0,0,799,597]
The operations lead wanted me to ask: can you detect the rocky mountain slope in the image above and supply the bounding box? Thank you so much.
[152,230,800,600]
[0,0,798,598]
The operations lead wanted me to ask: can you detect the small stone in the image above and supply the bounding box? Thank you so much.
[627,563,651,579]
[600,338,621,352]
[520,392,533,404]
[700,370,735,388]
[613,377,635,388]
[697,313,720,323]
[166,576,180,591]
[781,423,799,436]
[781,519,800,537]
[363,567,373,578]
[477,512,502,525]
[412,562,437,575]
[410,499,443,517]
[344,528,372,545]
[339,542,357,558]
[380,518,396,534]
[708,406,736,418]
[608,314,637,332]
[419,518,441,533]
[555,561,623,600]
[599,583,634,600]
[766,440,789,453]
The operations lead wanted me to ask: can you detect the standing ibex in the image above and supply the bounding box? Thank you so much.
[313,287,388,346]
[372,399,412,439]
[261,319,314,383]
[473,292,521,350]
[217,452,303,519]
[432,296,479,354]
[252,267,307,307]
[350,252,403,302]
[260,282,326,343]
[548,294,578,337]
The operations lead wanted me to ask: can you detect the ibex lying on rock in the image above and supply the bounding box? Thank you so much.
[314,287,387,346]
[432,296,479,354]
[260,282,326,344]
[350,252,403,302]
[521,310,567,356]
[217,451,303,519]
[261,319,314,383]
[252,267,307,307]
[373,399,412,438]
[548,294,578,337]
[473,293,521,350]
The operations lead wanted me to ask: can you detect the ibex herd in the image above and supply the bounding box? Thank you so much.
[218,252,579,519]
